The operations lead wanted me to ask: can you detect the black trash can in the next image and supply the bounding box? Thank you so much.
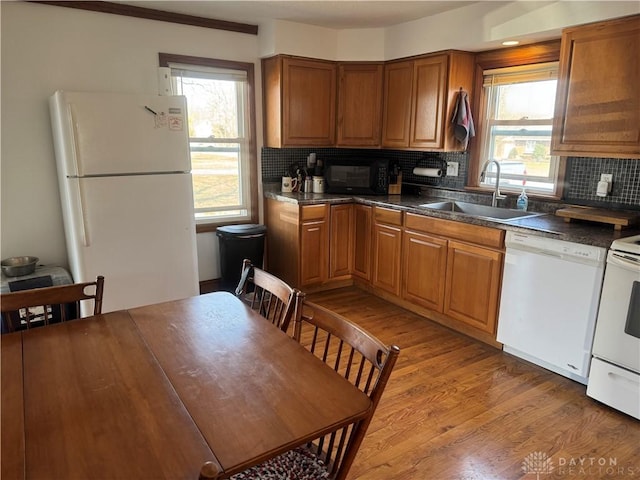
[216,224,267,293]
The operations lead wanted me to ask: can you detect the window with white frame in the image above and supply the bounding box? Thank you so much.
[166,60,254,225]
[480,62,560,195]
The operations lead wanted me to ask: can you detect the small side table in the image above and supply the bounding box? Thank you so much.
[1,265,73,294]
[1,265,74,333]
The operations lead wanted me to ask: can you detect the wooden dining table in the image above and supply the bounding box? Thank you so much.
[1,291,372,479]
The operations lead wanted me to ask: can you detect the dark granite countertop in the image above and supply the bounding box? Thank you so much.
[264,185,640,249]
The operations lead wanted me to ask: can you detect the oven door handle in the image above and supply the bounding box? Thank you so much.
[608,252,640,272]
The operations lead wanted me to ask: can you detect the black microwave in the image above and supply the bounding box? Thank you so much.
[324,158,389,195]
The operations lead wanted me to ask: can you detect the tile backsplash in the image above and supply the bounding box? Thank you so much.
[261,148,640,211]
[565,157,640,209]
[261,148,467,189]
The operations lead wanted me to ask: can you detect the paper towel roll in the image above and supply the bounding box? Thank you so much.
[413,167,443,177]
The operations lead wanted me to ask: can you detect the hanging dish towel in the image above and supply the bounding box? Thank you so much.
[451,90,475,150]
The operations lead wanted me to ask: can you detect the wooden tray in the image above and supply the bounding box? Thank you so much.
[555,206,639,230]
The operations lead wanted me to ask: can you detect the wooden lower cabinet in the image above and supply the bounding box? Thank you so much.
[402,230,447,312]
[329,204,354,279]
[353,205,372,280]
[398,213,505,343]
[372,223,402,296]
[372,207,403,297]
[267,198,505,344]
[444,240,503,335]
[265,199,354,290]
[300,217,328,286]
[264,198,300,288]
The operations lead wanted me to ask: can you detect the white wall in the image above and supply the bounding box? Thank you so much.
[258,1,640,61]
[258,20,385,60]
[336,29,386,61]
[1,2,260,281]
[384,1,640,59]
[259,19,339,59]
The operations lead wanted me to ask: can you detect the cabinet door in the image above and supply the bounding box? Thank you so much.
[381,61,413,148]
[353,204,372,281]
[329,204,354,278]
[402,230,448,312]
[551,15,640,158]
[337,64,383,147]
[410,55,448,149]
[300,219,328,286]
[283,57,336,146]
[444,240,503,335]
[372,223,402,296]
[264,198,300,287]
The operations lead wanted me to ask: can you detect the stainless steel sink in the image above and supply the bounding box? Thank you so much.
[419,201,542,221]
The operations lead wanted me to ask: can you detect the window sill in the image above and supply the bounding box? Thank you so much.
[464,185,562,202]
[195,216,258,234]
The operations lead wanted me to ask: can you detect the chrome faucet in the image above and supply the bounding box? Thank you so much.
[480,160,507,207]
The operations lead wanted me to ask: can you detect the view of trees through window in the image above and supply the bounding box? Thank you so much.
[481,65,559,194]
[172,70,249,221]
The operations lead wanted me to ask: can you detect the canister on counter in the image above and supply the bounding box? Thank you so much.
[313,176,325,193]
[304,177,313,193]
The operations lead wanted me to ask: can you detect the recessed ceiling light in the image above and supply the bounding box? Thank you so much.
[502,40,520,46]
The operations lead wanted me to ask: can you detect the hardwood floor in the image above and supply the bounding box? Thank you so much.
[307,286,640,480]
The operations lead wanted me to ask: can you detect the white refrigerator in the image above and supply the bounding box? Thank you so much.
[49,90,199,314]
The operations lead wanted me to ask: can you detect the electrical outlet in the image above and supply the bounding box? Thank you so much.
[446,162,459,177]
[601,173,613,183]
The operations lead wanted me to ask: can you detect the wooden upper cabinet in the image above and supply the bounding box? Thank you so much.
[337,63,384,147]
[410,55,448,148]
[382,52,475,151]
[552,15,640,159]
[381,60,414,148]
[262,56,336,147]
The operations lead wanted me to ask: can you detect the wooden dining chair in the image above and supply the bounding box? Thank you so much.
[1,276,104,333]
[227,301,400,480]
[234,258,304,334]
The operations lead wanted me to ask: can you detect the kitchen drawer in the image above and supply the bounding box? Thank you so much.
[405,213,504,249]
[374,206,402,226]
[587,357,640,419]
[300,204,328,221]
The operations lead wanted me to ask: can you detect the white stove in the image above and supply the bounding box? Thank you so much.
[587,233,640,419]
[610,234,640,256]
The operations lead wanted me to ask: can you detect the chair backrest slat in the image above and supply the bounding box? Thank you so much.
[1,276,104,333]
[235,259,304,335]
[294,301,400,480]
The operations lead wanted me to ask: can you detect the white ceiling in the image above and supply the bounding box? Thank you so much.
[116,1,480,29]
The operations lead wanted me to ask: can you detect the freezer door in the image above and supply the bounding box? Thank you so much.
[50,91,190,176]
[63,174,199,313]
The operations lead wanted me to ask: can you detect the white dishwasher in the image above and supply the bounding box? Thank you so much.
[497,231,606,384]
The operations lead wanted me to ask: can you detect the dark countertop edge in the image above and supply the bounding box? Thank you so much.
[263,188,640,249]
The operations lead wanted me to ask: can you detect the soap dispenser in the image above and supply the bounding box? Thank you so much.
[516,175,529,211]
[516,187,528,211]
